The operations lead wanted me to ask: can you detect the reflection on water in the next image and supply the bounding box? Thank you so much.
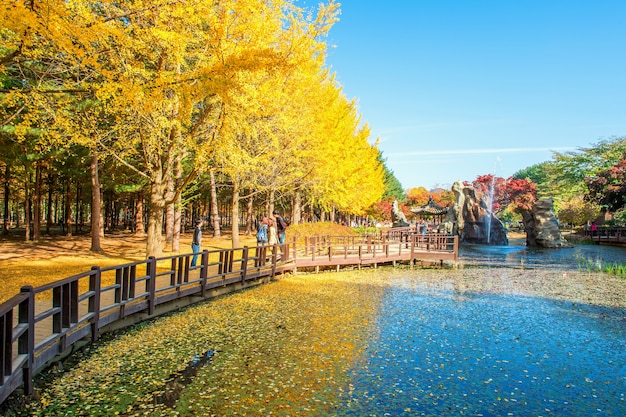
[342,276,626,416]
[459,238,626,270]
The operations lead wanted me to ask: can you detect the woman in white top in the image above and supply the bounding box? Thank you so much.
[267,218,278,245]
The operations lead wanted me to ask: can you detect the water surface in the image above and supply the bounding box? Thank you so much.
[459,239,626,270]
[342,272,626,416]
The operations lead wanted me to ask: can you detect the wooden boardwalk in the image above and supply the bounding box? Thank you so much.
[588,227,626,245]
[293,233,458,271]
[0,231,457,405]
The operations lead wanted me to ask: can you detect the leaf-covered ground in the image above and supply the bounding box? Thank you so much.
[0,232,251,303]
[9,266,625,416]
[16,270,387,416]
[0,223,353,303]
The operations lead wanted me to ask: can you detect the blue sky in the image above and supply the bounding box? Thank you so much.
[323,1,626,190]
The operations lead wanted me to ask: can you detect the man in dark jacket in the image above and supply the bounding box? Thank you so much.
[273,210,288,244]
[191,219,203,267]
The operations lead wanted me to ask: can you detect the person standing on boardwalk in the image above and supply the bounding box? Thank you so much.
[256,216,269,245]
[267,218,278,246]
[273,210,288,244]
[191,219,203,267]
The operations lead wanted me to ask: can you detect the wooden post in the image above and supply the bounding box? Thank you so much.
[218,251,225,275]
[89,266,101,341]
[241,246,249,283]
[129,265,137,298]
[19,286,35,397]
[147,257,157,315]
[271,245,278,278]
[200,251,209,297]
[170,258,177,286]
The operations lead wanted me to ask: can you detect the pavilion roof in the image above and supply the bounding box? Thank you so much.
[410,196,449,215]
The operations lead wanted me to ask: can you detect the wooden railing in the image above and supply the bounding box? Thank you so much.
[0,231,458,405]
[0,243,295,405]
[297,232,458,270]
[588,227,626,244]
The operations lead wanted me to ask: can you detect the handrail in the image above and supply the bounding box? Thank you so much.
[0,232,455,405]
[587,227,626,244]
[298,232,458,269]
[0,243,294,405]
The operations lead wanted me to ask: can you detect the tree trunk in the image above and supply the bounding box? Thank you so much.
[171,157,183,252]
[165,202,174,244]
[134,190,145,235]
[99,196,105,238]
[245,193,253,235]
[172,193,182,252]
[231,179,240,248]
[65,177,72,237]
[90,149,103,252]
[267,188,275,217]
[292,189,301,225]
[3,164,9,234]
[165,176,174,245]
[74,182,81,235]
[146,179,166,258]
[46,173,53,234]
[24,175,30,242]
[210,168,221,237]
[33,160,42,239]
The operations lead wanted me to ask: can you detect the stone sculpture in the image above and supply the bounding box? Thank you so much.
[523,197,572,248]
[391,199,409,227]
[442,181,509,245]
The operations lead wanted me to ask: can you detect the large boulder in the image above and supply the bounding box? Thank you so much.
[442,181,508,245]
[524,198,572,248]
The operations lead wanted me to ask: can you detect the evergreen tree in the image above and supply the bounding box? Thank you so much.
[377,151,405,202]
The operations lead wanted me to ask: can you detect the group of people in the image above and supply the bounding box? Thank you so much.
[256,210,288,246]
[584,220,598,235]
[190,210,288,267]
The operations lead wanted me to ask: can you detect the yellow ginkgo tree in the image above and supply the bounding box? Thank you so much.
[211,1,341,247]
[299,73,385,221]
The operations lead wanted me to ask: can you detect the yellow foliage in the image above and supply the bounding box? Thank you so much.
[26,268,389,415]
[286,221,357,245]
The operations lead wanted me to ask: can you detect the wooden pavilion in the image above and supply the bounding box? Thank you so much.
[410,196,449,225]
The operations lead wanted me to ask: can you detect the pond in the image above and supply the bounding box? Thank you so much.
[459,238,626,270]
[341,273,626,416]
[16,241,625,416]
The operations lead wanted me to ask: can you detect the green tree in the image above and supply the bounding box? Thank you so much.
[545,137,626,200]
[513,162,552,198]
[585,154,626,212]
[378,151,405,202]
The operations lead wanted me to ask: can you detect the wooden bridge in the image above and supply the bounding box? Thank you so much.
[0,231,457,405]
[588,227,626,246]
[295,232,458,271]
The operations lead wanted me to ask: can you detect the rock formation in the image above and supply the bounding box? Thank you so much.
[442,181,509,245]
[524,197,572,248]
[391,199,409,227]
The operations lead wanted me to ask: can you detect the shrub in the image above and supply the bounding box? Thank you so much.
[287,222,358,245]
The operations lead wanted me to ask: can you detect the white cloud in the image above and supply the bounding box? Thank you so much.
[386,146,575,158]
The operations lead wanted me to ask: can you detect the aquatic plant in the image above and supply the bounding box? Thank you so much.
[604,261,626,277]
[577,256,626,277]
